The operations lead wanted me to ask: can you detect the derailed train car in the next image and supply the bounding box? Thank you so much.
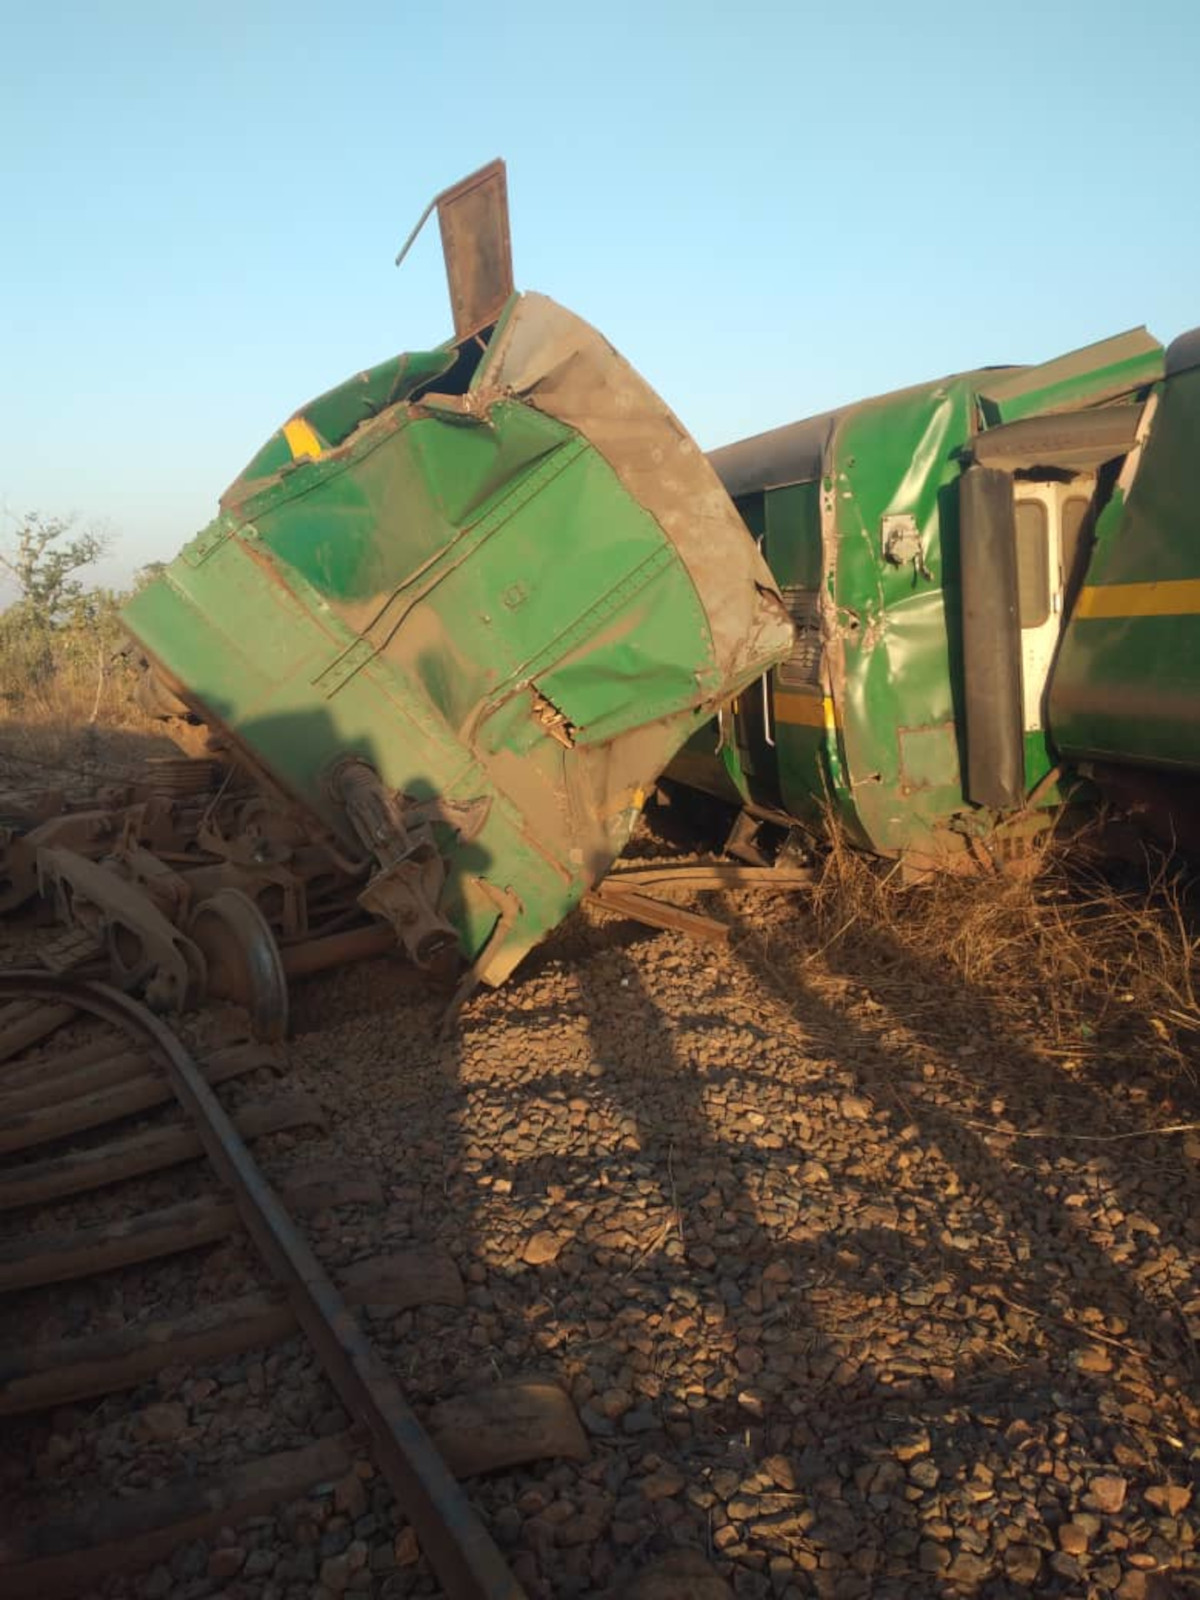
[5,165,1196,1029]
[9,163,790,1024]
[670,324,1200,868]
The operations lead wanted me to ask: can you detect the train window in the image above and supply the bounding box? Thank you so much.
[1061,494,1091,591]
[1014,500,1050,629]
[766,484,823,588]
[734,492,766,541]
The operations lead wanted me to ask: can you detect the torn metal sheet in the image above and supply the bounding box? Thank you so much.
[395,159,514,342]
[122,295,792,986]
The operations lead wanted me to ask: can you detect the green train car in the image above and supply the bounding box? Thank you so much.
[25,164,1196,1028]
[119,165,793,990]
[670,325,1200,868]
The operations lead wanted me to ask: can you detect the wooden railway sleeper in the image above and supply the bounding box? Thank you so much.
[0,1244,466,1414]
[0,1164,381,1291]
[0,1039,278,1156]
[0,1089,323,1211]
[0,973,526,1600]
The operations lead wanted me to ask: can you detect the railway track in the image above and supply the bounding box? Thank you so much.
[0,975,590,1600]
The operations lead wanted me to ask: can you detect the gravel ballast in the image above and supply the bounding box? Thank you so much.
[2,879,1197,1599]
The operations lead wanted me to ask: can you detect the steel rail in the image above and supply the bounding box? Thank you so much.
[0,972,526,1600]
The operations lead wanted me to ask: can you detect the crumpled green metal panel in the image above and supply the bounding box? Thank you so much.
[823,379,978,857]
[121,293,792,983]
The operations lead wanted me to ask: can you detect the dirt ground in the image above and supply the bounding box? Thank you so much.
[275,890,1198,1599]
[1,789,1197,1598]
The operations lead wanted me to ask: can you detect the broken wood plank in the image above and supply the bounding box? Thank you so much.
[0,1166,377,1292]
[2,1033,132,1091]
[587,882,730,946]
[0,1003,77,1065]
[0,1091,324,1211]
[0,1042,278,1157]
[0,1049,152,1117]
[0,1434,356,1599]
[609,862,813,892]
[0,1246,463,1413]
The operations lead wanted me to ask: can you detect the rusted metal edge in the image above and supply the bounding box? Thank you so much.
[0,972,525,1600]
[586,883,731,946]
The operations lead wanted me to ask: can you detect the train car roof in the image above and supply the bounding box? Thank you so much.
[706,405,843,498]
[709,324,1174,497]
[1166,326,1200,376]
[707,370,1001,498]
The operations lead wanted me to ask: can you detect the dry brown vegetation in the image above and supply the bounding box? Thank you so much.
[0,628,168,799]
[0,512,172,792]
[744,817,1200,1100]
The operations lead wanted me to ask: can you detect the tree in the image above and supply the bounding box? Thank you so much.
[0,512,116,704]
[132,559,167,593]
[0,512,111,631]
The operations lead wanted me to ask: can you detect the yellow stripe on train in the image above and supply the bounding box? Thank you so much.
[1075,578,1200,619]
[774,690,836,730]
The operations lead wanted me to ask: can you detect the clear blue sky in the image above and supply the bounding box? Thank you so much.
[2,0,1196,593]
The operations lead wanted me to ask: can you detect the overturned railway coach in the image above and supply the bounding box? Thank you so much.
[101,165,793,1008]
[1,165,793,1029]
[670,325,1200,867]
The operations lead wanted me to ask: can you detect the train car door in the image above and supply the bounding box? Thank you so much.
[1012,480,1093,730]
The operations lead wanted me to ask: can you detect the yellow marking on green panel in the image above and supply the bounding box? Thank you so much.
[282,416,324,461]
[775,690,834,729]
[1075,579,1200,619]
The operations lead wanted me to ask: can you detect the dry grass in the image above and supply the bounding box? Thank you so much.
[0,626,167,790]
[791,817,1200,1086]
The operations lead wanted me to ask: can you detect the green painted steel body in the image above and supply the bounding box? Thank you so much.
[1051,353,1200,773]
[974,331,1163,425]
[122,293,792,981]
[678,325,1198,863]
[679,374,995,862]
